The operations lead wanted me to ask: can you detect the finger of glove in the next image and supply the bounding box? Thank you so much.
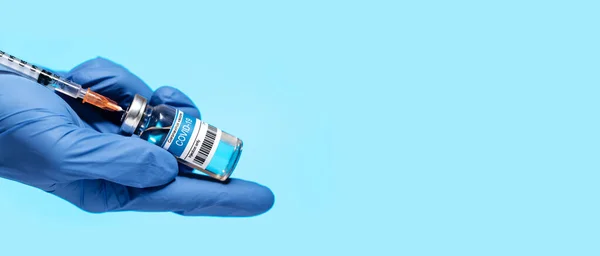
[0,69,79,118]
[150,86,202,172]
[150,86,201,119]
[54,126,179,188]
[119,177,275,217]
[0,74,87,186]
[0,63,109,133]
[66,57,153,104]
[49,179,132,214]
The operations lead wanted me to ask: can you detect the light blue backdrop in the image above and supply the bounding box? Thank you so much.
[1,1,599,255]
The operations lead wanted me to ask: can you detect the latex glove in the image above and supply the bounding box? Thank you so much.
[0,58,274,216]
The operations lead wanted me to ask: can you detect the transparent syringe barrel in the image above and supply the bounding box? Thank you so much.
[50,79,84,99]
[0,51,42,81]
[0,50,83,98]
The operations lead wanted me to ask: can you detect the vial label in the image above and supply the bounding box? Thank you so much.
[161,110,222,170]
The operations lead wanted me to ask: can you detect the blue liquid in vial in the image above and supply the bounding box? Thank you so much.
[206,139,243,176]
[145,121,165,145]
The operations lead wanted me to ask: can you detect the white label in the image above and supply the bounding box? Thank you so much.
[161,110,222,170]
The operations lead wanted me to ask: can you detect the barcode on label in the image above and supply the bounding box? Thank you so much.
[194,124,218,166]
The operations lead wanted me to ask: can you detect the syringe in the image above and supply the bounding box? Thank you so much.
[0,50,122,112]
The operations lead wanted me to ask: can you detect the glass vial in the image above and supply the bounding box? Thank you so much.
[120,94,243,181]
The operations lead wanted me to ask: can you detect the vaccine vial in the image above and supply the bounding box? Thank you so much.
[120,94,243,181]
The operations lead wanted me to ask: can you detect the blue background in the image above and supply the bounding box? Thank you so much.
[1,0,599,255]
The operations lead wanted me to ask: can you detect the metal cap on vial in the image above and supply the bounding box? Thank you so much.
[120,94,148,135]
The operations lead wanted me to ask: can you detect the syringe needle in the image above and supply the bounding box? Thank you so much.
[82,89,123,112]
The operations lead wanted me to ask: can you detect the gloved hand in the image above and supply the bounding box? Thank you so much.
[0,58,274,216]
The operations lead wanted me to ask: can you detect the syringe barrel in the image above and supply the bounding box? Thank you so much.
[0,51,41,81]
[51,80,83,99]
[0,50,82,98]
[0,50,122,112]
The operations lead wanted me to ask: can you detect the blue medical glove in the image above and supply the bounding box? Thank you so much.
[0,58,274,216]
